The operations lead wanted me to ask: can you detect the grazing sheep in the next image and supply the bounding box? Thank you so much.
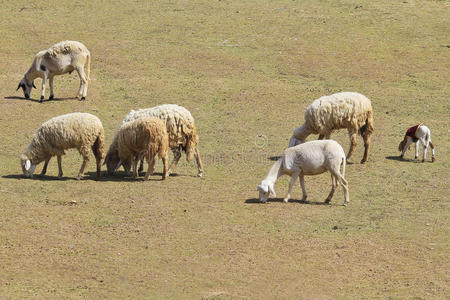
[116,117,169,180]
[258,140,349,206]
[17,40,91,102]
[20,112,104,180]
[105,104,203,177]
[289,92,374,163]
[398,124,435,162]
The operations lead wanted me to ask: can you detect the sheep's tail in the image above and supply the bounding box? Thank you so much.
[185,125,199,162]
[359,109,374,137]
[86,51,91,81]
[93,128,105,160]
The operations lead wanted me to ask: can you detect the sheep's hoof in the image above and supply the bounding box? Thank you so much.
[421,159,425,163]
[39,97,44,103]
[76,175,82,180]
[325,198,331,203]
[415,156,418,159]
[80,97,86,101]
[360,159,366,164]
[197,172,203,178]
[432,157,436,162]
[343,202,348,207]
[283,198,289,203]
[49,95,54,100]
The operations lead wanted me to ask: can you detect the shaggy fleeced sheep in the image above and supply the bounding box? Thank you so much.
[258,140,349,206]
[104,104,203,177]
[20,112,104,180]
[17,40,91,102]
[116,117,169,180]
[289,92,374,163]
[398,124,435,162]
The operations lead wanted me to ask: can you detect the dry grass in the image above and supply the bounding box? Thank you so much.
[1,0,449,298]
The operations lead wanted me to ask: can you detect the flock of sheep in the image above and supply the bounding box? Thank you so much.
[17,41,436,206]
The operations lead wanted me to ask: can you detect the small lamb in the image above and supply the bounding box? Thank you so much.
[258,140,349,206]
[398,124,435,162]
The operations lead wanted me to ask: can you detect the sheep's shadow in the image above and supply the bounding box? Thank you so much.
[245,197,339,206]
[268,156,281,161]
[2,174,76,181]
[4,96,78,102]
[386,155,421,163]
[87,171,173,182]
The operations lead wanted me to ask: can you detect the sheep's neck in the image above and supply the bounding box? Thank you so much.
[265,158,283,184]
[295,124,314,141]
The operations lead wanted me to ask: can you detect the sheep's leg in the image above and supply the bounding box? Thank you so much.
[361,131,371,164]
[57,155,63,178]
[325,174,337,203]
[415,140,419,160]
[420,138,428,162]
[167,148,182,176]
[346,131,357,162]
[330,169,349,206]
[40,157,51,176]
[138,158,145,174]
[429,141,435,162]
[161,155,168,180]
[131,156,138,178]
[76,155,89,180]
[144,155,154,181]
[76,67,88,101]
[299,173,307,202]
[194,148,204,177]
[146,157,156,180]
[40,73,47,102]
[48,76,54,100]
[284,170,300,203]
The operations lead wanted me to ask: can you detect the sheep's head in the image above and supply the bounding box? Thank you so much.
[257,180,276,203]
[16,78,36,99]
[398,140,405,152]
[104,150,121,174]
[20,155,36,178]
[104,151,132,175]
[289,136,303,147]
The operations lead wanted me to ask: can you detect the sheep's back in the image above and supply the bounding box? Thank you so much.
[34,113,102,155]
[305,92,372,134]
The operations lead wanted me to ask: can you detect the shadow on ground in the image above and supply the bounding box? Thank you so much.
[245,197,340,206]
[4,96,78,102]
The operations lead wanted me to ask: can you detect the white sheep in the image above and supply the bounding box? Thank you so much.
[20,112,104,180]
[116,117,169,180]
[17,40,91,102]
[104,104,203,177]
[258,140,349,206]
[398,124,435,162]
[289,92,374,163]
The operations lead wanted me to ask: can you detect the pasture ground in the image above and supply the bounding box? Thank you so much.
[0,0,449,298]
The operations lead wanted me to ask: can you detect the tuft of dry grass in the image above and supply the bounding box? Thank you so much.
[0,0,449,298]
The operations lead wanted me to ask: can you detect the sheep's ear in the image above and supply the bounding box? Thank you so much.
[268,185,276,197]
[25,160,31,171]
[32,81,37,89]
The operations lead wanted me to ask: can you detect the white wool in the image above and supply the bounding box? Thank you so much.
[258,140,349,206]
[290,92,374,163]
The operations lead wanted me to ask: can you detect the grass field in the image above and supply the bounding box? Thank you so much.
[1,0,449,298]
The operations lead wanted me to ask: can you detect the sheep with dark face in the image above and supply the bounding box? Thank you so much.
[17,40,91,102]
[289,92,374,163]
